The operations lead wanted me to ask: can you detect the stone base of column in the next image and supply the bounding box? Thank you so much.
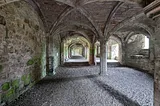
[154,81,160,106]
[99,71,107,76]
[99,65,107,75]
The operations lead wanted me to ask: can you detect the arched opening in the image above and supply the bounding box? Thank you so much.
[127,34,150,57]
[62,34,90,65]
[107,38,119,62]
[125,33,151,71]
[94,35,122,65]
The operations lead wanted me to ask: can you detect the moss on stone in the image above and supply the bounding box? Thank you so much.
[21,74,31,86]
[21,75,27,81]
[27,59,34,66]
[12,79,19,89]
[5,88,15,98]
[0,65,3,73]
[2,82,10,91]
[24,74,31,86]
[3,88,15,102]
[27,56,41,66]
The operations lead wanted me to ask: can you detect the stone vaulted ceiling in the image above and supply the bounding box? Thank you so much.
[1,0,155,39]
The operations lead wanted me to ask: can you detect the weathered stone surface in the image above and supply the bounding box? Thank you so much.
[154,16,160,106]
[0,1,46,104]
[0,0,159,105]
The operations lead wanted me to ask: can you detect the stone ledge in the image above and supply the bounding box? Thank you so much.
[130,55,149,59]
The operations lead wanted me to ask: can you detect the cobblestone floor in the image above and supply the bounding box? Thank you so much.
[7,66,153,106]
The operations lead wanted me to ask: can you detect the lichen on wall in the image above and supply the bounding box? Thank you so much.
[0,1,46,104]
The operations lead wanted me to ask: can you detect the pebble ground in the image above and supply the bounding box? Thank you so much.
[6,65,153,106]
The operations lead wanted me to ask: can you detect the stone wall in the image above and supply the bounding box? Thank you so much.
[0,1,46,104]
[125,35,152,73]
[154,16,160,106]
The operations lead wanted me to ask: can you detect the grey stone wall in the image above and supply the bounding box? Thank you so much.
[154,16,160,106]
[125,35,152,73]
[0,1,46,104]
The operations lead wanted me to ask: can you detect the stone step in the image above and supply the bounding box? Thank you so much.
[97,62,121,67]
[63,62,90,67]
[107,62,121,67]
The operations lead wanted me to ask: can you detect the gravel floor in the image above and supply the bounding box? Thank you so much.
[7,65,153,106]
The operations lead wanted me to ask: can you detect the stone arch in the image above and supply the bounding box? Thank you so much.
[125,31,151,43]
[62,35,91,62]
[108,34,123,63]
[111,14,154,37]
[53,22,98,38]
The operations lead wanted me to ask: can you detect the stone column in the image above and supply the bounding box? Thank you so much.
[46,36,49,75]
[68,46,71,58]
[121,41,126,65]
[99,38,107,75]
[60,41,64,65]
[82,46,85,57]
[144,4,160,105]
[149,37,155,74]
[154,15,160,106]
[89,43,95,65]
[96,45,98,55]
[85,46,88,59]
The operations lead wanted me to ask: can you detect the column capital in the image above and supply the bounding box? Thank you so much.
[99,37,107,42]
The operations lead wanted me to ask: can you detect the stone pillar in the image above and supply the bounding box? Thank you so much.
[85,46,88,59]
[68,46,71,58]
[121,41,126,65]
[89,43,95,65]
[149,37,155,74]
[82,46,85,57]
[46,36,49,75]
[99,38,107,75]
[154,17,160,106]
[96,45,98,56]
[144,4,160,105]
[60,41,64,65]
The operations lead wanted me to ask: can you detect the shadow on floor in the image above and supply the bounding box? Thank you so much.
[39,74,141,106]
[92,79,141,106]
